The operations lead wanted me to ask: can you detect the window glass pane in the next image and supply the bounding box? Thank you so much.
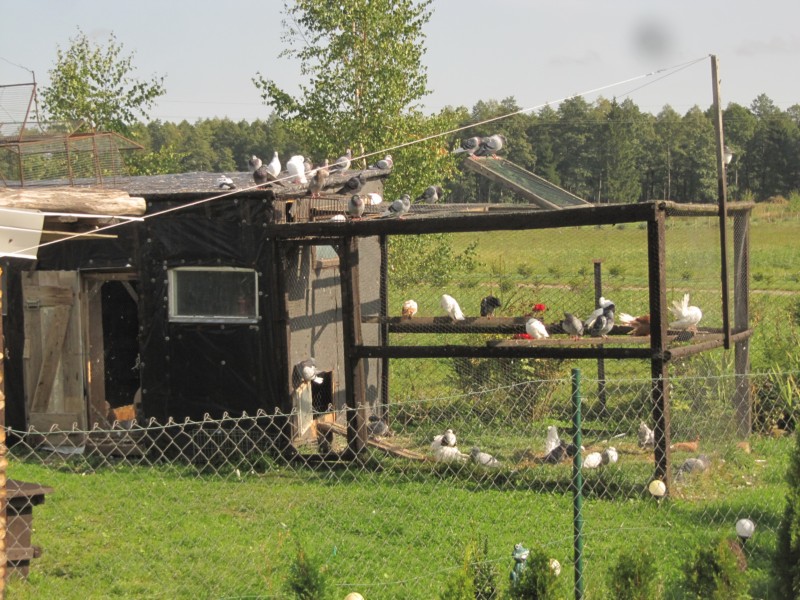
[169,268,257,321]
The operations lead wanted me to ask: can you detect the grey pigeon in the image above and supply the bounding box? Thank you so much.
[561,312,584,338]
[474,134,506,157]
[470,447,500,467]
[416,185,444,203]
[480,295,502,317]
[330,148,352,172]
[585,303,615,338]
[216,175,235,190]
[347,194,365,219]
[380,194,411,218]
[676,454,710,480]
[453,136,482,155]
[297,358,323,385]
[336,173,366,195]
[248,155,263,171]
[367,415,391,438]
[368,154,393,170]
[307,159,329,198]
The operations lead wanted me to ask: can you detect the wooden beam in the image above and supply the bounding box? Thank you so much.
[354,344,653,360]
[0,187,146,216]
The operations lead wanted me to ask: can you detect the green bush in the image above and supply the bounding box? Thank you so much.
[285,541,332,600]
[440,536,498,600]
[508,549,559,600]
[607,545,659,600]
[683,537,748,599]
[776,427,800,598]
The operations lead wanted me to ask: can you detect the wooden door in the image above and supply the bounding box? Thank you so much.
[22,271,86,431]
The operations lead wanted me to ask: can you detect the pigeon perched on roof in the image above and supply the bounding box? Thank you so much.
[248,155,263,171]
[453,136,482,155]
[561,312,584,338]
[297,358,323,385]
[367,415,391,438]
[366,192,383,205]
[441,294,465,321]
[330,148,352,172]
[266,151,281,179]
[638,422,655,448]
[585,303,615,338]
[254,163,283,187]
[401,299,418,319]
[669,293,703,332]
[286,155,307,184]
[329,214,347,222]
[347,194,365,219]
[474,134,506,157]
[545,425,561,455]
[583,451,603,469]
[380,195,411,218]
[480,295,502,318]
[676,454,710,479]
[525,317,549,339]
[601,447,619,465]
[336,173,366,195]
[307,159,329,198]
[470,447,500,467]
[217,175,235,190]
[368,154,393,170]
[416,185,444,203]
[619,313,651,336]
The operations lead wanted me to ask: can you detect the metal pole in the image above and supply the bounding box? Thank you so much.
[0,266,7,595]
[592,260,607,414]
[572,368,585,600]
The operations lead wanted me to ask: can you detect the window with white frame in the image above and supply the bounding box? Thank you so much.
[168,267,259,323]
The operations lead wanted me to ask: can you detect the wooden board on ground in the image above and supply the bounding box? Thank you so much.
[316,421,428,461]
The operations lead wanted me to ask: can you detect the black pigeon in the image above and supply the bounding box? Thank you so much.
[336,173,366,195]
[480,295,502,317]
[416,185,444,203]
[544,440,580,464]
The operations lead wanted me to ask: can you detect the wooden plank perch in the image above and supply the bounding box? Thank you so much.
[0,187,146,217]
[316,421,428,461]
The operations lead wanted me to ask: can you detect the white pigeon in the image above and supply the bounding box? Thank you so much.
[297,358,323,384]
[401,299,418,319]
[583,451,603,469]
[638,422,655,448]
[366,192,383,205]
[470,447,500,468]
[286,155,307,184]
[433,444,468,463]
[544,425,561,455]
[601,447,619,465]
[441,294,465,321]
[329,214,347,222]
[525,317,549,339]
[216,175,235,189]
[266,151,281,179]
[669,293,703,331]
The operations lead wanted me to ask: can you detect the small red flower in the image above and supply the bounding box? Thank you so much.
[533,303,547,312]
[513,333,533,340]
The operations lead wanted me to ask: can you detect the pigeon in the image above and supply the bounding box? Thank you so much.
[619,313,650,336]
[254,163,283,187]
[441,294,465,321]
[416,185,444,203]
[638,422,655,448]
[286,155,307,184]
[336,173,366,195]
[585,303,615,338]
[330,148,352,172]
[304,157,314,174]
[297,358,323,385]
[669,293,703,332]
[525,317,549,339]
[561,312,584,338]
[480,295,502,318]
[401,299,418,319]
[544,425,561,455]
[601,447,619,465]
[248,155,263,171]
[307,159,329,198]
[676,454,710,479]
[367,415,391,438]
[544,440,580,464]
[329,214,347,222]
[366,192,383,205]
[266,151,281,179]
[380,194,411,218]
[583,451,603,469]
[433,444,469,463]
[470,447,500,468]
[368,154,393,170]
[474,134,506,157]
[441,429,457,447]
[347,194,365,219]
[217,175,235,190]
[453,136,482,155]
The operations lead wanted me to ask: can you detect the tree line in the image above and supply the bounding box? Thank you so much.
[126,92,800,204]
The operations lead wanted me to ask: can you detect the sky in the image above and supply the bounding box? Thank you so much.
[2,0,800,126]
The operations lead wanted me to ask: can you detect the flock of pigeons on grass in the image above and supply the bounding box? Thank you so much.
[400,292,703,339]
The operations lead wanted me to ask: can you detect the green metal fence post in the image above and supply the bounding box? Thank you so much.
[572,368,585,600]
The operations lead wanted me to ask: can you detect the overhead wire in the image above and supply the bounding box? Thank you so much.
[4,55,708,260]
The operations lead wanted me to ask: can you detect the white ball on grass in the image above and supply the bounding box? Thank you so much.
[344,594,364,600]
[648,479,666,498]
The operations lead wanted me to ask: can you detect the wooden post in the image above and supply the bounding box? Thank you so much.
[340,237,367,455]
[379,235,390,419]
[270,240,294,457]
[733,211,752,436]
[592,259,607,414]
[648,207,671,489]
[711,55,732,349]
[0,266,7,593]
